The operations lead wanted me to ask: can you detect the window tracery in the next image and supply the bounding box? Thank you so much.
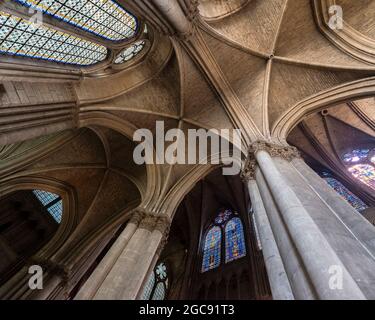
[201,209,246,273]
[142,262,169,300]
[0,1,146,68]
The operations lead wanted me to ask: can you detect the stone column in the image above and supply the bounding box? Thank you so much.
[75,212,143,299]
[152,0,194,35]
[242,161,294,300]
[84,209,170,300]
[243,141,375,300]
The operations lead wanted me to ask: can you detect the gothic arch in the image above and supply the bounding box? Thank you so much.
[272,76,375,143]
[313,0,375,64]
[0,176,78,261]
[198,0,250,21]
[78,111,161,206]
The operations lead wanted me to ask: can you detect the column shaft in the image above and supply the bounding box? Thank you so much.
[247,179,294,300]
[255,150,365,300]
[75,222,138,299]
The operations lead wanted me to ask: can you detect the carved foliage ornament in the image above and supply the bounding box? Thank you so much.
[130,209,170,233]
[241,141,301,181]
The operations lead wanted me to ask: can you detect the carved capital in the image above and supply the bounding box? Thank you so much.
[139,214,158,232]
[137,210,172,235]
[155,214,171,235]
[129,209,147,226]
[156,216,171,256]
[250,141,301,162]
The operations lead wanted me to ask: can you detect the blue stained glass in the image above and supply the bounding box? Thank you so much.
[33,189,62,223]
[33,189,58,206]
[214,208,232,224]
[324,177,368,211]
[343,149,370,163]
[47,199,62,223]
[0,11,107,65]
[14,0,138,41]
[349,164,375,191]
[202,226,221,272]
[225,218,246,263]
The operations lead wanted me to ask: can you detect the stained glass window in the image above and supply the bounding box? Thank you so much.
[0,11,107,65]
[114,40,145,64]
[141,271,155,300]
[202,209,247,273]
[214,208,232,224]
[225,218,246,263]
[32,189,58,206]
[152,282,165,300]
[33,189,62,223]
[14,0,138,41]
[349,164,375,191]
[343,149,370,163]
[324,177,368,211]
[201,226,221,272]
[141,262,168,301]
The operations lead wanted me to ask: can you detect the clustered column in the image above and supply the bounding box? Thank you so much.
[242,141,375,300]
[76,208,170,300]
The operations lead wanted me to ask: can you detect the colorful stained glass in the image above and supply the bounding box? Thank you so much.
[225,218,246,263]
[114,40,145,64]
[349,164,375,191]
[324,177,368,211]
[343,149,370,163]
[0,11,107,65]
[33,189,62,223]
[214,208,232,224]
[202,226,221,272]
[14,0,138,41]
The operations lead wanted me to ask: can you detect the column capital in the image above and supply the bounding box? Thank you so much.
[250,141,301,161]
[241,141,301,182]
[128,208,171,256]
[133,209,171,233]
